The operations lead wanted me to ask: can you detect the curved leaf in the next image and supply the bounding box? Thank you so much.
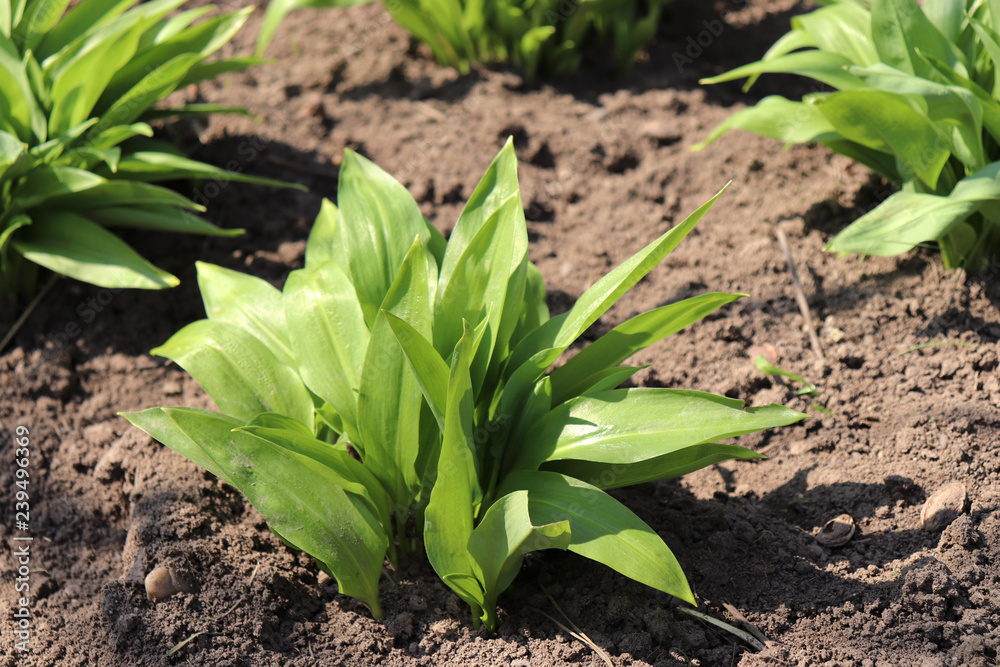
[283,260,369,444]
[467,490,571,632]
[549,292,743,405]
[512,388,806,471]
[152,318,313,427]
[196,261,295,366]
[12,211,178,288]
[498,470,695,605]
[122,407,387,617]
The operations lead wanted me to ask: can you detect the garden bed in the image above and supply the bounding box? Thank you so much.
[2,0,999,664]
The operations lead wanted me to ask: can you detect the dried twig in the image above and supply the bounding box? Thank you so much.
[721,602,770,647]
[532,586,614,667]
[776,229,825,365]
[678,606,766,651]
[0,274,58,354]
[167,563,261,656]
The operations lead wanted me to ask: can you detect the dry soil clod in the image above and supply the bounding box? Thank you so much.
[145,566,185,602]
[815,514,856,547]
[920,482,969,532]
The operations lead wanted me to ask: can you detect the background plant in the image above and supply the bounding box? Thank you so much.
[0,0,299,304]
[257,0,669,83]
[696,0,1000,270]
[124,140,805,630]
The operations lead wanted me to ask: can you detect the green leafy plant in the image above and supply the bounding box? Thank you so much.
[696,0,1000,270]
[0,0,299,302]
[258,0,668,83]
[123,139,805,630]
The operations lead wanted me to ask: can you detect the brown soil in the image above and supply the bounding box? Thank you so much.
[3,1,1000,665]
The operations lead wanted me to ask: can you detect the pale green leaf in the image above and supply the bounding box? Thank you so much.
[511,388,806,472]
[423,321,485,616]
[549,292,743,406]
[498,470,695,605]
[283,261,369,444]
[196,261,295,367]
[152,318,313,427]
[13,210,178,288]
[467,490,571,632]
[358,238,433,506]
[121,407,387,617]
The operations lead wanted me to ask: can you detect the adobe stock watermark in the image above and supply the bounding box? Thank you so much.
[11,425,34,653]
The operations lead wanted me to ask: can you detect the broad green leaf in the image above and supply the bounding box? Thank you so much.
[547,442,764,489]
[84,205,243,236]
[498,470,695,605]
[97,52,201,126]
[16,0,72,50]
[0,129,30,181]
[847,64,985,170]
[692,96,838,151]
[121,407,387,617]
[467,490,571,632]
[283,261,369,444]
[434,195,517,394]
[152,319,313,427]
[337,148,430,327]
[358,238,433,506]
[794,1,877,66]
[549,292,743,405]
[502,187,727,416]
[916,49,1000,143]
[923,0,964,43]
[257,0,369,56]
[34,0,137,60]
[423,321,485,617]
[437,139,528,392]
[84,122,153,151]
[34,179,203,212]
[826,190,977,256]
[816,90,950,189]
[234,419,398,564]
[0,50,43,140]
[47,14,142,136]
[13,211,178,288]
[950,160,1000,201]
[699,51,866,91]
[179,56,267,88]
[439,138,520,293]
[305,199,338,269]
[12,164,104,210]
[101,8,252,106]
[111,151,306,189]
[196,261,295,367]
[870,0,963,78]
[512,388,806,472]
[384,311,449,429]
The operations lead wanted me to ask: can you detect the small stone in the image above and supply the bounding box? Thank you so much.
[144,566,185,602]
[748,343,781,365]
[921,482,968,532]
[815,514,855,547]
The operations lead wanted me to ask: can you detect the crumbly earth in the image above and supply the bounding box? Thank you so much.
[2,1,999,665]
